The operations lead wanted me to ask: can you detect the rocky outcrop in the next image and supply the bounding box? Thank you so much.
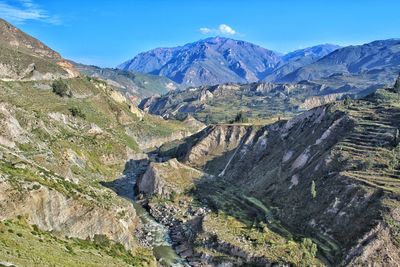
[0,19,78,81]
[0,181,139,250]
[137,158,204,198]
[137,90,400,266]
[300,93,344,110]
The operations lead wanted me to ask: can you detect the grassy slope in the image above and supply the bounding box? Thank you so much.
[0,77,197,265]
[0,219,155,267]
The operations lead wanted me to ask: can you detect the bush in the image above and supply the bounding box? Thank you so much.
[233,111,249,123]
[343,95,352,106]
[394,75,400,93]
[69,107,86,119]
[52,79,71,97]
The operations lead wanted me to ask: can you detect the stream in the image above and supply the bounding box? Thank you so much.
[114,159,188,266]
[129,200,187,266]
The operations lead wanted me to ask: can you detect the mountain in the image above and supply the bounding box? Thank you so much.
[73,62,181,100]
[118,37,282,87]
[132,84,400,266]
[0,18,78,80]
[264,44,341,81]
[279,39,400,83]
[0,19,204,265]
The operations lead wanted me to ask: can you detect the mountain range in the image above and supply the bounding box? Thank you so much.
[1,17,400,267]
[119,37,400,91]
[118,37,282,86]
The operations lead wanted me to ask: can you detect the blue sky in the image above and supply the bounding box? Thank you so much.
[1,0,399,67]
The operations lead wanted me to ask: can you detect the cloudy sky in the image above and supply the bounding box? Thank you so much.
[1,0,398,67]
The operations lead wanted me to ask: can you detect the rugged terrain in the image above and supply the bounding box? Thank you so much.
[119,37,400,91]
[134,85,400,266]
[118,37,283,87]
[138,79,385,124]
[278,39,400,84]
[0,19,78,81]
[0,19,203,266]
[74,62,180,101]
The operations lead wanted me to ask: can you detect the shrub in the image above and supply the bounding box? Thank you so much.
[52,79,71,97]
[233,111,249,123]
[69,107,86,119]
[343,95,352,106]
[394,74,400,93]
[32,184,41,190]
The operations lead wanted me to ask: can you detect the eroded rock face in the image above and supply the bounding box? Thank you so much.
[300,93,344,110]
[137,93,400,265]
[0,181,139,250]
[137,158,204,198]
[0,19,78,81]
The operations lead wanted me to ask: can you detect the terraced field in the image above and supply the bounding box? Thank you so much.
[338,96,400,193]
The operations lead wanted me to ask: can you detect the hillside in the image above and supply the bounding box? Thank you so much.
[279,39,400,84]
[118,37,282,87]
[264,44,341,82]
[74,63,180,101]
[133,84,400,266]
[138,77,386,124]
[0,19,204,266]
[0,18,78,81]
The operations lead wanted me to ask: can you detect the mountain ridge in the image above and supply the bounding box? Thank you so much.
[118,36,282,87]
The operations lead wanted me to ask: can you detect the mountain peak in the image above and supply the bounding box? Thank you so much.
[118,37,281,87]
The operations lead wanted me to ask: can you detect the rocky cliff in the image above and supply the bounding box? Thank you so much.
[0,19,78,81]
[136,87,400,266]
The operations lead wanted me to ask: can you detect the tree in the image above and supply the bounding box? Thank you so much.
[52,79,71,97]
[311,180,317,199]
[69,107,85,119]
[233,111,248,123]
[394,74,400,94]
[343,95,352,106]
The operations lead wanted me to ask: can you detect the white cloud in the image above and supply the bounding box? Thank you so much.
[0,0,61,25]
[199,27,212,34]
[218,24,236,35]
[199,24,237,35]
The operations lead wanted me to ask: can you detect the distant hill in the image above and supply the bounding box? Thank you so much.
[0,18,78,80]
[118,37,282,87]
[264,44,341,81]
[278,39,400,83]
[73,62,180,100]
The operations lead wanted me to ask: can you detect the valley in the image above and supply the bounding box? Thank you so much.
[0,9,399,267]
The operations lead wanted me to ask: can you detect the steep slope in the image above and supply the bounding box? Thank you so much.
[264,44,341,81]
[138,80,383,124]
[0,74,204,265]
[279,39,400,84]
[135,85,400,266]
[118,37,281,87]
[73,62,180,101]
[0,20,204,264]
[0,18,78,80]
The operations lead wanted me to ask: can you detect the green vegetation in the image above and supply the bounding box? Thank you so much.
[52,79,72,97]
[394,75,400,94]
[198,212,322,266]
[232,111,249,123]
[69,106,86,118]
[0,219,156,267]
